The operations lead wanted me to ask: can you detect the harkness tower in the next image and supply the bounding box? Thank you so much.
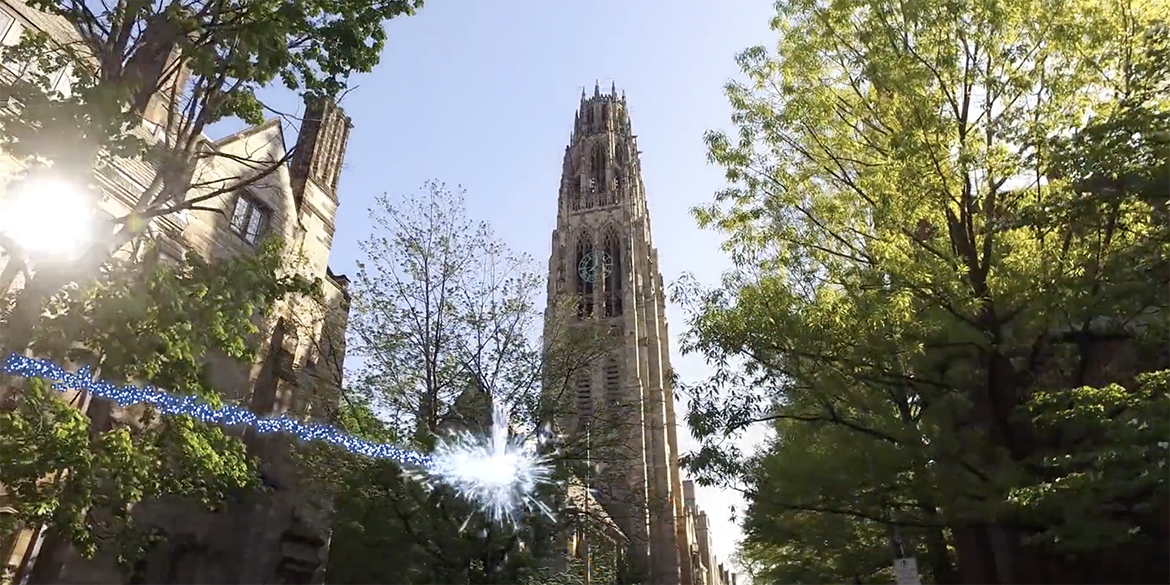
[544,82,695,585]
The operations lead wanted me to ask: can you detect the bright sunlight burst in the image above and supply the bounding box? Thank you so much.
[419,401,555,530]
[0,173,94,258]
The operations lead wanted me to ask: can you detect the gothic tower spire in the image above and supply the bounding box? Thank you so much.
[545,86,693,585]
[558,87,646,221]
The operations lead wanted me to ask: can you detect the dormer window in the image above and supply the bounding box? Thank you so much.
[230,192,269,245]
[0,9,15,49]
[0,11,21,77]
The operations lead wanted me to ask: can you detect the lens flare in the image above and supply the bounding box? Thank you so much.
[419,402,556,528]
[0,175,94,258]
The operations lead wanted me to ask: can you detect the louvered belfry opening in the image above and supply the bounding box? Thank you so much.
[575,369,592,424]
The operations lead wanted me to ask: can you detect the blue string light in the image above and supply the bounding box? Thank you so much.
[1,353,432,467]
[2,353,558,525]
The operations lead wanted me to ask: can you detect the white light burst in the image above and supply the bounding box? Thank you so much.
[0,175,94,258]
[421,402,555,528]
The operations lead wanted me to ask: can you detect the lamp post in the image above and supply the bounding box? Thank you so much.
[584,425,593,585]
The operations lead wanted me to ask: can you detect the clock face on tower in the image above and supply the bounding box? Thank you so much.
[577,250,613,283]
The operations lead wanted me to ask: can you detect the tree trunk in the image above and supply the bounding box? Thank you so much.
[953,523,1033,585]
[924,532,958,584]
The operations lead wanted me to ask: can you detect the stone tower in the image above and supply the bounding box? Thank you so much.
[544,83,693,585]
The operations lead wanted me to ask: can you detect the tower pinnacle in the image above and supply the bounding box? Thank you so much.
[562,83,640,216]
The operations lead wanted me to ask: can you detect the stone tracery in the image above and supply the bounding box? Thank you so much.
[574,233,594,319]
[602,226,623,317]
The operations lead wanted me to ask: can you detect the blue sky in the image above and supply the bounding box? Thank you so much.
[249,0,777,572]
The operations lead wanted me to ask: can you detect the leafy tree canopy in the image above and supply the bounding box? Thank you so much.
[677,0,1168,582]
[1,237,319,573]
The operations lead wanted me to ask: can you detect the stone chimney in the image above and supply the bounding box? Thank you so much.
[123,13,191,129]
[289,96,352,208]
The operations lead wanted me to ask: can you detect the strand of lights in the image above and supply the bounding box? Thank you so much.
[1,353,557,526]
[1,353,431,466]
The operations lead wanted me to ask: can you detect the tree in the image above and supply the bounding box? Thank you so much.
[735,417,953,584]
[0,237,319,577]
[677,0,1169,582]
[0,0,422,359]
[347,181,541,443]
[347,181,614,445]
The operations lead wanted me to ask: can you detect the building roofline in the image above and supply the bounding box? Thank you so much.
[210,117,284,149]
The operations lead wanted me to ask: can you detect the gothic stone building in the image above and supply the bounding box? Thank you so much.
[0,1,351,583]
[544,83,734,585]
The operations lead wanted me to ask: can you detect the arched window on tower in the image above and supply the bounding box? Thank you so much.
[575,236,594,319]
[589,142,605,195]
[575,369,592,423]
[602,228,623,317]
[567,175,582,211]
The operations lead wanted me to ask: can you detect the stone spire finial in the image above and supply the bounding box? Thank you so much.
[611,81,616,96]
[594,80,600,97]
[581,87,586,102]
